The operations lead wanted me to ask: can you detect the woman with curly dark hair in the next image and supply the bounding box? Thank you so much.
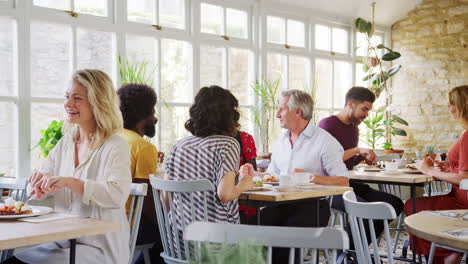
[164,85,255,227]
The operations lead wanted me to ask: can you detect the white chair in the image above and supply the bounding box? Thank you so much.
[0,179,28,262]
[426,179,468,264]
[424,181,452,197]
[128,183,148,264]
[343,190,398,264]
[150,175,215,264]
[184,221,349,264]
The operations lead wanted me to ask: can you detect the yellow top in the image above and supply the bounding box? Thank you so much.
[120,129,158,179]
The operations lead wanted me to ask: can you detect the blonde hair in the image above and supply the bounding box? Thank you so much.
[448,85,468,129]
[63,69,123,148]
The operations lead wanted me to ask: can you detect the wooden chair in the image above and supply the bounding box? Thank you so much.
[127,183,147,264]
[150,175,215,264]
[184,221,349,264]
[343,190,398,264]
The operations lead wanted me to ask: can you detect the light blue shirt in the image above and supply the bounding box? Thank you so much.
[267,122,349,177]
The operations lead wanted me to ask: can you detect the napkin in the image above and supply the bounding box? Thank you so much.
[18,212,79,223]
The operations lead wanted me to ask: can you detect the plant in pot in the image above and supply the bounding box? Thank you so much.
[423,145,436,166]
[361,108,408,152]
[34,120,64,158]
[251,77,280,157]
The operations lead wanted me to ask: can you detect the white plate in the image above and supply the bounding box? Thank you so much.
[0,206,53,219]
[252,184,273,190]
[262,181,279,185]
[364,168,384,172]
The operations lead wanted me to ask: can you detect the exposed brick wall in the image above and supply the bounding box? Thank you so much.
[390,0,468,153]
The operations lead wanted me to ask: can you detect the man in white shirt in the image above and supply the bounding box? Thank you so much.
[262,89,349,264]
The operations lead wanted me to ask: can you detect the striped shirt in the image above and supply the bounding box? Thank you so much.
[165,135,241,231]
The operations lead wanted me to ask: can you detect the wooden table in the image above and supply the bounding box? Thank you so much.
[0,217,120,264]
[349,170,434,262]
[239,184,352,225]
[405,210,468,252]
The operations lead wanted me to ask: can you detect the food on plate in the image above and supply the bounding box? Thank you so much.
[0,197,32,215]
[262,174,278,183]
[405,164,418,170]
[368,164,383,169]
[253,176,263,187]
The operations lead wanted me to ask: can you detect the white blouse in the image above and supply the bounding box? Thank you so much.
[16,133,132,264]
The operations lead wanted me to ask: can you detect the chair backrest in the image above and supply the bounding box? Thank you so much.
[150,175,215,263]
[424,181,452,197]
[343,191,397,264]
[184,221,349,264]
[460,179,468,190]
[127,183,148,264]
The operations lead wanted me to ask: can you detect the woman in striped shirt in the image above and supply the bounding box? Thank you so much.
[164,85,255,226]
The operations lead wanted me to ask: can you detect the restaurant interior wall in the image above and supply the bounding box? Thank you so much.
[391,0,468,153]
[0,0,390,178]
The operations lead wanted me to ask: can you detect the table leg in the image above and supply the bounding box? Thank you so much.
[411,185,417,263]
[257,206,263,225]
[70,239,76,264]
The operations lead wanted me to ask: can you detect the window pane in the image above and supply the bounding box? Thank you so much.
[313,110,331,125]
[239,107,255,136]
[287,19,304,47]
[0,17,17,96]
[31,21,72,98]
[314,59,332,108]
[228,48,252,105]
[77,28,115,79]
[332,28,348,54]
[266,53,283,85]
[33,0,70,10]
[200,45,224,88]
[30,103,64,171]
[356,33,383,57]
[159,106,189,152]
[128,0,155,24]
[0,102,17,177]
[267,16,285,44]
[75,0,107,16]
[200,3,222,35]
[126,34,157,66]
[226,8,247,39]
[315,25,330,51]
[334,61,352,108]
[355,63,367,87]
[160,0,185,29]
[289,56,309,90]
[161,39,192,103]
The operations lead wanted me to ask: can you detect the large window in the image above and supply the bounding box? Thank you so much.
[0,0,373,177]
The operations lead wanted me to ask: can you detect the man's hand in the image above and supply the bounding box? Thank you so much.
[358,148,376,164]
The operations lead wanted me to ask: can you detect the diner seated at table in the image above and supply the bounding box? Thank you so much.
[2,69,132,264]
[260,89,349,264]
[163,85,255,238]
[404,85,468,264]
[318,87,403,247]
[117,83,164,264]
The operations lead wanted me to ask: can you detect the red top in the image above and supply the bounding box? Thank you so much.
[238,131,257,167]
[448,130,468,173]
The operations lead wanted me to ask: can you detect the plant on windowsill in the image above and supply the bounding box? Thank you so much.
[361,108,408,151]
[251,77,280,154]
[33,120,64,158]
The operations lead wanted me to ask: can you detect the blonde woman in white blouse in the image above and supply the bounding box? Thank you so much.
[7,70,132,264]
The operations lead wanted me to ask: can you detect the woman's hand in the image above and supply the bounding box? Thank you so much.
[238,164,256,191]
[416,159,435,175]
[28,171,50,198]
[435,161,450,172]
[34,176,67,199]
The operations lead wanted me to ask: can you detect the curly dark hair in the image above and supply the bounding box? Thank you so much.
[117,83,157,130]
[185,85,240,137]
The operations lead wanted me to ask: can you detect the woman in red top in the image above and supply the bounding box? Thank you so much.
[404,85,468,264]
[235,131,258,223]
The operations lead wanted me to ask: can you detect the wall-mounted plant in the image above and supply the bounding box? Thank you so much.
[33,120,63,158]
[251,77,280,153]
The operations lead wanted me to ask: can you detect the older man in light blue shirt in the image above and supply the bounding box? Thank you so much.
[261,89,349,264]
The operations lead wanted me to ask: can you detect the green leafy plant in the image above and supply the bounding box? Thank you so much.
[192,241,266,264]
[251,78,280,152]
[362,108,408,150]
[355,17,402,97]
[34,120,63,158]
[424,145,435,154]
